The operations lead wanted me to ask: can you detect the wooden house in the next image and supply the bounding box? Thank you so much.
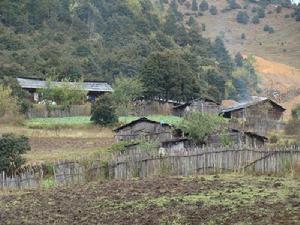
[173,98,221,117]
[221,98,286,135]
[17,77,113,102]
[221,98,285,121]
[207,129,268,148]
[114,117,177,142]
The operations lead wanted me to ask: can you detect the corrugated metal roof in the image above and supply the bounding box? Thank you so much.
[17,78,113,92]
[221,97,285,114]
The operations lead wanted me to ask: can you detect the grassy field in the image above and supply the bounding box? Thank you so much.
[25,115,182,129]
[0,174,299,224]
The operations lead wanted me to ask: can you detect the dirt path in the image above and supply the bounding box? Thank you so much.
[0,174,299,225]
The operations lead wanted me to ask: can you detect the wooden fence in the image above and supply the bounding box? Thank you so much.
[26,104,91,118]
[1,146,299,190]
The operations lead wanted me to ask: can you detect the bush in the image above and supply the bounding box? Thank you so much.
[252,15,260,24]
[264,25,275,33]
[291,104,300,120]
[0,134,31,175]
[0,85,22,124]
[91,94,118,126]
[199,0,209,11]
[241,33,246,39]
[179,112,227,144]
[257,8,265,18]
[210,5,218,15]
[236,11,249,24]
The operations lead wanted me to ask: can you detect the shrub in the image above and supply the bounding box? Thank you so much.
[257,8,265,18]
[236,11,249,24]
[276,6,282,14]
[0,134,31,175]
[199,0,209,11]
[284,14,290,18]
[210,5,218,15]
[91,94,118,126]
[0,85,22,124]
[241,33,246,39]
[264,25,275,33]
[179,112,227,144]
[291,104,300,120]
[252,15,260,24]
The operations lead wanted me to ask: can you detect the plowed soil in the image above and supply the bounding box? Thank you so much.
[0,174,299,225]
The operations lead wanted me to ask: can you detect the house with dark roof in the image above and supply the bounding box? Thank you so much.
[207,129,268,148]
[221,97,286,135]
[221,97,285,121]
[114,117,179,143]
[17,77,113,102]
[172,98,221,117]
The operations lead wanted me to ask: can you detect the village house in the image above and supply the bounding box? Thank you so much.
[17,77,113,102]
[221,97,286,135]
[114,117,180,143]
[172,98,221,117]
[207,129,268,148]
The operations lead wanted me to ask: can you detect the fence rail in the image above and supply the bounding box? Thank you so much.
[1,146,299,190]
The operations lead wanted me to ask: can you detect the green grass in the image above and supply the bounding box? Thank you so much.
[118,115,182,126]
[25,116,91,129]
[25,115,182,129]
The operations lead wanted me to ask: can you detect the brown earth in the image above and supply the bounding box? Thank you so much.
[0,174,299,225]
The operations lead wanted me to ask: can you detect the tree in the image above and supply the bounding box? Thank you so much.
[140,50,198,101]
[292,104,300,120]
[228,0,241,10]
[257,7,265,18]
[213,37,233,76]
[187,16,196,27]
[252,15,260,24]
[0,85,20,123]
[112,76,144,115]
[236,11,249,24]
[276,6,282,13]
[234,52,244,67]
[0,134,31,175]
[241,33,246,39]
[192,0,198,11]
[209,5,218,15]
[179,112,227,144]
[38,80,87,110]
[90,94,118,125]
[199,0,209,11]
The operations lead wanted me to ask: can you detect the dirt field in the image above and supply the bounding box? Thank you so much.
[0,125,114,163]
[0,174,299,225]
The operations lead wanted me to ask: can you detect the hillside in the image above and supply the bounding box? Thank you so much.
[166,0,300,68]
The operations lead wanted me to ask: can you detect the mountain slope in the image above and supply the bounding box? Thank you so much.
[160,0,300,68]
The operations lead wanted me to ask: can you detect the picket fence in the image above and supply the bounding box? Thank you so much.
[1,146,300,190]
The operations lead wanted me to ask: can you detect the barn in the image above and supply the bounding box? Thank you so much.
[17,77,113,102]
[114,117,178,143]
[173,98,221,117]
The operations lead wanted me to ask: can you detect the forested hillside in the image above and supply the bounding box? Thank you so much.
[2,0,297,102]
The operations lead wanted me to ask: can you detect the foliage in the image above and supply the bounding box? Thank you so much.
[91,94,118,126]
[199,0,209,11]
[234,52,244,67]
[236,11,249,24]
[192,0,198,11]
[263,25,275,33]
[0,133,31,175]
[38,80,87,110]
[179,112,227,144]
[209,6,218,15]
[112,76,144,115]
[0,85,21,123]
[140,49,203,102]
[291,104,300,120]
[252,15,260,24]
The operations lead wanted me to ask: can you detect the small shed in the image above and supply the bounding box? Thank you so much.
[173,98,221,117]
[17,77,113,102]
[114,117,176,143]
[207,129,268,148]
[161,138,192,151]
